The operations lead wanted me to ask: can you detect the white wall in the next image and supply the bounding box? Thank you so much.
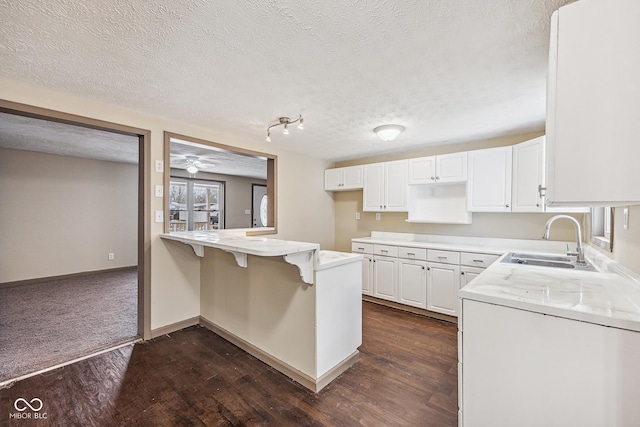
[0,148,137,282]
[0,78,335,331]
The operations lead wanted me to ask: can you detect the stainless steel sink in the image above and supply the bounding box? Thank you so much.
[501,252,598,272]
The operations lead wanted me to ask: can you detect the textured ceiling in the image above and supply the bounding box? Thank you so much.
[0,0,575,161]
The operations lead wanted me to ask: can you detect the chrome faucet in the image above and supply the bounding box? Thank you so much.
[542,215,586,265]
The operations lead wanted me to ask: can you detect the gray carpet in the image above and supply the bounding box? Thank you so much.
[0,268,138,383]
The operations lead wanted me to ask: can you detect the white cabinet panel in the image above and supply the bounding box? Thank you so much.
[459,252,499,269]
[324,166,363,191]
[467,146,513,212]
[398,259,427,309]
[460,266,484,287]
[512,136,545,212]
[408,152,467,184]
[361,254,373,296]
[363,160,408,212]
[547,0,640,206]
[351,242,373,254]
[373,255,397,301]
[427,262,460,316]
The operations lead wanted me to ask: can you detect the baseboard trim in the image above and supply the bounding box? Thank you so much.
[362,296,457,324]
[0,266,138,289]
[199,316,357,392]
[151,316,200,339]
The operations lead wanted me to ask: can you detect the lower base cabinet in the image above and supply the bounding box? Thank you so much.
[398,258,427,309]
[373,255,398,301]
[426,262,461,316]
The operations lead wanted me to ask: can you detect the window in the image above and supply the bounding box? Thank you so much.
[169,178,225,231]
[591,207,613,251]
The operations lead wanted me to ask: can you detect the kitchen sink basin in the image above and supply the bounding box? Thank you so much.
[501,252,598,272]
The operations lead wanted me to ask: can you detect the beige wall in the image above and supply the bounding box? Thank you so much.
[0,78,335,331]
[0,148,137,282]
[170,168,267,229]
[611,205,640,275]
[332,132,583,253]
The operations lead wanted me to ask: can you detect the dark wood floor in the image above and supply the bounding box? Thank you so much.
[0,302,458,426]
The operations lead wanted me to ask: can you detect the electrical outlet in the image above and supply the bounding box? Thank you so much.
[375,213,381,221]
[355,212,361,220]
[108,253,115,261]
[155,160,164,173]
[155,185,163,197]
[155,210,164,223]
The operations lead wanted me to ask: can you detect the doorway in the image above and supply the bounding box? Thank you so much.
[0,100,150,383]
[252,184,268,228]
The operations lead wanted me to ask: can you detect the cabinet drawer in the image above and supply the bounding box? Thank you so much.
[373,244,399,257]
[398,246,427,260]
[427,249,460,264]
[460,252,499,268]
[351,242,374,254]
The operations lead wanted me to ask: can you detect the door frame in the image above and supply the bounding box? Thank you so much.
[0,99,152,340]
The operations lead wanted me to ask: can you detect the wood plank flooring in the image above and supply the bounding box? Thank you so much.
[0,302,458,426]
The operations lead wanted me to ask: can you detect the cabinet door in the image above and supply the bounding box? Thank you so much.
[427,262,461,316]
[436,152,468,183]
[324,168,343,191]
[342,165,363,190]
[362,255,373,296]
[547,0,640,206]
[398,259,427,309]
[363,163,384,211]
[467,146,513,212]
[460,266,485,287]
[512,137,545,212]
[373,256,397,301]
[408,156,436,184]
[384,160,408,211]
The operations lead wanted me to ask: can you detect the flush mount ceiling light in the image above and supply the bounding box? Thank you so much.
[266,115,304,142]
[374,124,405,142]
[186,164,198,174]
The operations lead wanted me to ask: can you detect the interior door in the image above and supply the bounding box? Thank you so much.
[252,184,267,227]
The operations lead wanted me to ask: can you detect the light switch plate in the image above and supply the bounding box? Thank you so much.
[244,209,251,215]
[375,213,381,220]
[155,210,164,223]
[155,185,164,197]
[155,160,164,173]
[355,212,361,220]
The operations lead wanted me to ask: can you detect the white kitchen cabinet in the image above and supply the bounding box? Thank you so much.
[546,0,640,206]
[363,160,408,212]
[512,136,588,213]
[352,242,374,296]
[324,165,363,191]
[426,261,460,316]
[398,258,427,309]
[512,136,545,212]
[408,152,467,184]
[467,146,512,212]
[373,255,398,302]
[460,299,640,426]
[460,266,484,287]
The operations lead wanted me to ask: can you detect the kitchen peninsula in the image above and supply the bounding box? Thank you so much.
[161,230,362,392]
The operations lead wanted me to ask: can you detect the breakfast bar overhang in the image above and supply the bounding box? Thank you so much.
[161,231,363,392]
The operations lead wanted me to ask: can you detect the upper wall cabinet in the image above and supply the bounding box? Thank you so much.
[324,165,363,191]
[512,137,545,212]
[408,152,467,185]
[363,160,408,212]
[546,0,640,206]
[467,146,513,212]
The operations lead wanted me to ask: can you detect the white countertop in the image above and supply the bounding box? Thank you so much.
[460,248,640,332]
[162,230,320,257]
[352,231,573,255]
[317,250,363,271]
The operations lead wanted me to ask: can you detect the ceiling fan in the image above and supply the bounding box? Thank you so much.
[170,155,215,173]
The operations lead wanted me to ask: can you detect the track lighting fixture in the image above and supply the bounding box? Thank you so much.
[265,115,303,142]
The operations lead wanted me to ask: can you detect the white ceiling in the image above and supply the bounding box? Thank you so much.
[0,0,575,162]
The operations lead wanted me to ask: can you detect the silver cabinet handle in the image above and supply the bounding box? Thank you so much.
[473,259,483,263]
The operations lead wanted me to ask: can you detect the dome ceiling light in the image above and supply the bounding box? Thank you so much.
[374,124,405,142]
